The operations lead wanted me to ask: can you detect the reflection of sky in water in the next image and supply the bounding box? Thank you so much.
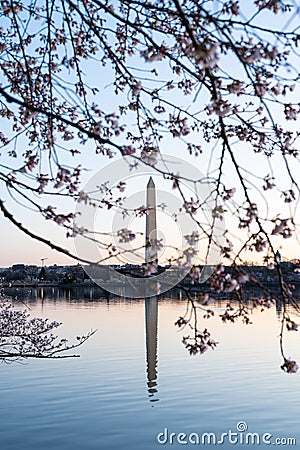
[0,292,299,450]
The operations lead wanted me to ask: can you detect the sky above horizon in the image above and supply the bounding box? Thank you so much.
[1,155,299,268]
[0,1,300,268]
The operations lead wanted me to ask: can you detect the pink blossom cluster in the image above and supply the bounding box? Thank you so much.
[210,265,249,293]
[271,219,293,239]
[117,228,136,243]
[281,358,299,374]
[181,328,218,355]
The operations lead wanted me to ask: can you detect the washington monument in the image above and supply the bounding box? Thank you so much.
[145,177,159,401]
[145,177,158,266]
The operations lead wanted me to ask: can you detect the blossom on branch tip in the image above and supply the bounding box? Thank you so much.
[281,358,299,374]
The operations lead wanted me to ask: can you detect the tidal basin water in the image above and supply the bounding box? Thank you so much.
[0,289,300,449]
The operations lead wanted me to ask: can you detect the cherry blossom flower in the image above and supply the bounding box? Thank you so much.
[121,145,136,156]
[184,231,200,246]
[117,228,136,243]
[281,358,299,374]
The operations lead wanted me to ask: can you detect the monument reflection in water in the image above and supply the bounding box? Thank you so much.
[145,296,159,403]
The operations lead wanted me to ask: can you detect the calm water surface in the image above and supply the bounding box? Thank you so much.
[0,290,299,449]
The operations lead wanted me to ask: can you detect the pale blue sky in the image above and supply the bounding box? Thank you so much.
[0,1,299,267]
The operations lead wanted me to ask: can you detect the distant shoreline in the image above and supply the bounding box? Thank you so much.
[3,280,300,290]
